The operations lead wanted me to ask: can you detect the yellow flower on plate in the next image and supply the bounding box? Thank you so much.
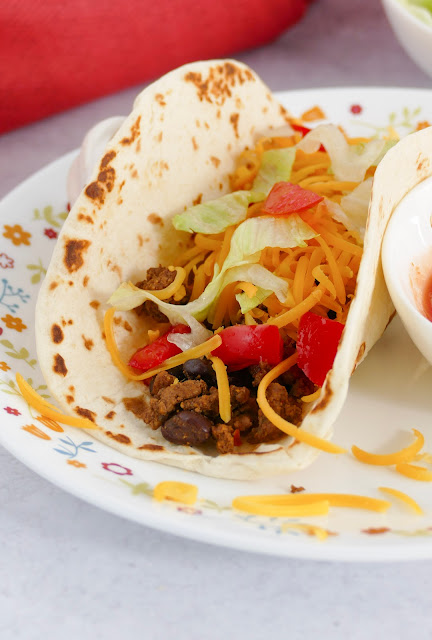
[3,224,31,246]
[1,314,27,332]
[67,460,86,469]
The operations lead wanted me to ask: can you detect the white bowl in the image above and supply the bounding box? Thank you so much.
[381,0,432,78]
[382,174,432,365]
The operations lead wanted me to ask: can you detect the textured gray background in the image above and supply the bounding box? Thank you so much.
[1,1,432,638]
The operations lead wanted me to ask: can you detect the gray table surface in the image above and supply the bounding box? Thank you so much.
[2,1,432,638]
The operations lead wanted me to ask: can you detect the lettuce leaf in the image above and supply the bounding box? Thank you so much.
[325,177,373,242]
[297,124,386,182]
[172,190,264,234]
[252,147,296,194]
[236,287,272,314]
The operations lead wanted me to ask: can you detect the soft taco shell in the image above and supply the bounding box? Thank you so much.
[36,60,425,479]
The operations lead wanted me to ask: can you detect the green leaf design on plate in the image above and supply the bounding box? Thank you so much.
[33,205,68,229]
[0,340,37,368]
[26,258,47,285]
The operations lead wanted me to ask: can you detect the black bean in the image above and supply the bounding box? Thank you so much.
[183,358,216,386]
[327,309,337,320]
[166,364,186,381]
[161,411,213,446]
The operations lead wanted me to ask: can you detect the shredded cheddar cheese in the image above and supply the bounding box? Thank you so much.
[209,356,231,423]
[232,497,330,517]
[153,481,198,504]
[16,373,99,430]
[351,429,424,466]
[301,389,321,403]
[256,354,346,454]
[379,487,424,515]
[232,492,390,516]
[395,463,432,482]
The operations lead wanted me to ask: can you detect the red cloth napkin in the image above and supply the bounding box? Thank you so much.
[0,0,310,134]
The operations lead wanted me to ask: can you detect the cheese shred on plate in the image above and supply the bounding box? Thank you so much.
[232,492,391,517]
[153,481,198,504]
[395,463,432,482]
[16,373,99,430]
[378,487,424,515]
[351,429,425,466]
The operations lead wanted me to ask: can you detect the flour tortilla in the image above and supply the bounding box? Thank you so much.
[36,60,428,479]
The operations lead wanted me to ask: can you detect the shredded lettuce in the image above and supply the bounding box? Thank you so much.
[297,124,386,182]
[236,287,272,314]
[108,283,213,350]
[252,147,296,194]
[398,0,432,25]
[324,177,373,242]
[172,191,264,234]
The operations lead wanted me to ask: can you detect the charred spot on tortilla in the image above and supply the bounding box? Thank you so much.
[97,167,115,192]
[77,213,94,224]
[104,411,116,420]
[82,335,94,351]
[100,150,116,169]
[192,136,198,151]
[147,213,163,226]
[75,406,96,422]
[51,324,64,344]
[64,238,91,273]
[123,396,147,420]
[89,300,100,310]
[230,113,240,138]
[192,194,202,206]
[416,153,430,175]
[85,181,105,204]
[106,431,131,444]
[102,396,115,404]
[65,395,74,404]
[83,276,89,287]
[49,281,58,290]
[184,62,254,106]
[123,321,133,332]
[237,447,284,456]
[120,116,141,146]
[53,354,68,376]
[210,156,220,168]
[138,444,165,451]
[155,93,166,106]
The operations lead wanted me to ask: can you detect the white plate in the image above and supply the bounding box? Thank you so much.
[2,87,432,562]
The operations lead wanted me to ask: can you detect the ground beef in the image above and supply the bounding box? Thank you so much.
[150,371,176,396]
[247,382,303,444]
[212,423,235,454]
[142,378,207,429]
[134,266,189,322]
[156,379,207,415]
[180,386,220,416]
[249,362,273,386]
[279,364,316,398]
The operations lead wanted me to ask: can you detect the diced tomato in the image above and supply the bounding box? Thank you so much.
[211,324,283,370]
[296,312,345,386]
[262,181,323,216]
[233,429,242,447]
[291,123,312,138]
[129,324,190,372]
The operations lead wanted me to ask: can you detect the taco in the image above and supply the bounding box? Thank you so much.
[34,59,397,479]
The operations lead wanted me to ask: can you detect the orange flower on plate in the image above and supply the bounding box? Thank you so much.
[3,224,31,246]
[67,460,86,469]
[0,361,10,371]
[1,314,27,332]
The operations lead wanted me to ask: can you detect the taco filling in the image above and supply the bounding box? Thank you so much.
[106,123,385,454]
